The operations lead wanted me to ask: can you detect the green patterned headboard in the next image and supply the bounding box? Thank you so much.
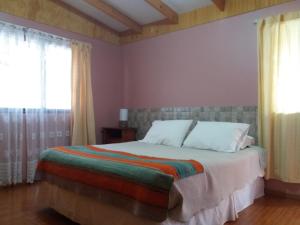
[128,106,257,141]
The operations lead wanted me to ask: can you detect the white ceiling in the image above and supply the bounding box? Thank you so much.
[103,0,165,25]
[61,0,214,32]
[162,0,212,14]
[62,0,128,31]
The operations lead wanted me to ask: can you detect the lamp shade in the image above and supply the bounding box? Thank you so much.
[119,108,128,121]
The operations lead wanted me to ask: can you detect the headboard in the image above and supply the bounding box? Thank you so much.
[128,106,258,140]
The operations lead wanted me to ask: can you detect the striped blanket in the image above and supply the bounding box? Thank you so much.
[37,145,204,220]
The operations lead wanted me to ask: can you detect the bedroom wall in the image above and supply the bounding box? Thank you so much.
[121,0,300,197]
[0,12,123,143]
[121,0,300,108]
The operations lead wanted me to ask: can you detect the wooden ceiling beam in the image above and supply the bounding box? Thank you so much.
[145,0,178,24]
[84,0,142,33]
[212,0,226,11]
[120,18,174,37]
[50,0,119,35]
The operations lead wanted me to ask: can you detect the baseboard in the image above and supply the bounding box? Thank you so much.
[265,189,300,200]
[265,179,300,201]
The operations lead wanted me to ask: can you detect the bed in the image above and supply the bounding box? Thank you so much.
[36,140,265,225]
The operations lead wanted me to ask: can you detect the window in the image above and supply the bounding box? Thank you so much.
[258,13,300,183]
[0,26,71,109]
[274,19,300,114]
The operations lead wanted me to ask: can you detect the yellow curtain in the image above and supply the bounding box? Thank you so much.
[258,12,300,183]
[70,42,96,145]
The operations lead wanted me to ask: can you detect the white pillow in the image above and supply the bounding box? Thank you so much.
[140,120,193,147]
[183,121,250,152]
[240,136,255,149]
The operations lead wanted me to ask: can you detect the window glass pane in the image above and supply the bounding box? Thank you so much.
[0,32,71,109]
[15,41,42,108]
[275,19,300,114]
[45,44,71,109]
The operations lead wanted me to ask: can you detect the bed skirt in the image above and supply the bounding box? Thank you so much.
[37,177,264,225]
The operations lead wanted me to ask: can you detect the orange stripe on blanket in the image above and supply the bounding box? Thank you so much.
[38,161,169,208]
[188,161,204,173]
[53,146,180,178]
[87,145,204,173]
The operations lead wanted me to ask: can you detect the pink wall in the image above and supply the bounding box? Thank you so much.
[0,12,123,143]
[121,0,300,108]
[2,1,300,142]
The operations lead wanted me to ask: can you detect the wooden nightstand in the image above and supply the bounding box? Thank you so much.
[102,127,137,144]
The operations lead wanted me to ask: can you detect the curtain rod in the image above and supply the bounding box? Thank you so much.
[0,19,70,42]
[0,19,91,47]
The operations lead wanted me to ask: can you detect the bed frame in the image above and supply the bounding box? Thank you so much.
[39,177,264,225]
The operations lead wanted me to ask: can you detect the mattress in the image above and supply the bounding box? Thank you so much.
[95,141,266,222]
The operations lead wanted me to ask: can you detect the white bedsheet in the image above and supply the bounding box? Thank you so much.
[95,142,265,222]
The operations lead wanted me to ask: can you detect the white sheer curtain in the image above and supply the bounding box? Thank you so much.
[0,22,71,185]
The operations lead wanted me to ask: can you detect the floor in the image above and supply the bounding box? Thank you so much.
[0,183,299,225]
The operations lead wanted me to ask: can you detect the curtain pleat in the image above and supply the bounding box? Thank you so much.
[258,12,300,183]
[70,42,96,145]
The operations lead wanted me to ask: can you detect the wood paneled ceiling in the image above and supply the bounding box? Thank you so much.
[46,0,293,44]
[58,0,224,34]
[0,0,293,45]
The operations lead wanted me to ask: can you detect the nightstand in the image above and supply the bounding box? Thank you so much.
[102,127,137,144]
